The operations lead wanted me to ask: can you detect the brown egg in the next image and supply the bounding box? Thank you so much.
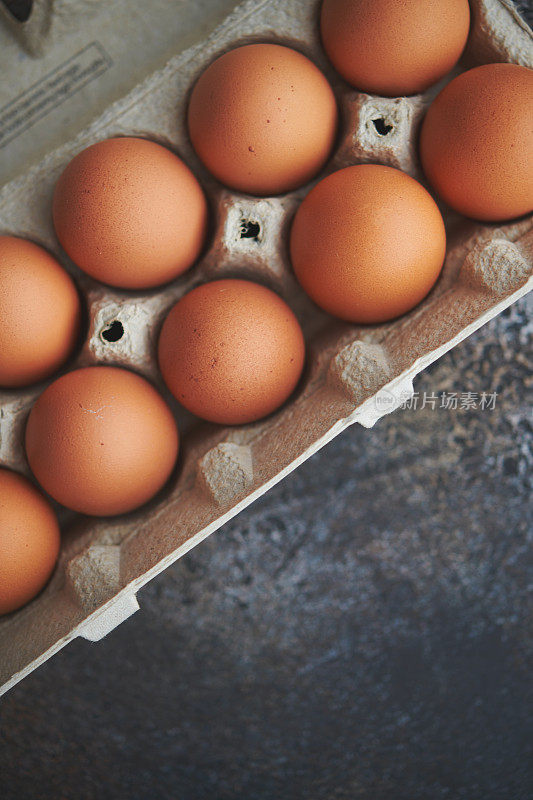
[0,236,81,388]
[26,366,179,516]
[290,165,446,323]
[420,63,533,222]
[187,44,338,196]
[320,0,470,96]
[53,137,208,289]
[0,468,60,616]
[158,280,305,424]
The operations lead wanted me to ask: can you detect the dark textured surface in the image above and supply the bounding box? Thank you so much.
[1,292,531,799]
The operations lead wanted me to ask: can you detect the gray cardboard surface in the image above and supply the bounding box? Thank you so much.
[0,0,239,185]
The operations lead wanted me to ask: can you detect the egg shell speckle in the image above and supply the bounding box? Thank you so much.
[0,236,81,388]
[25,366,179,516]
[290,164,446,323]
[0,468,60,616]
[420,63,533,222]
[158,279,305,425]
[188,43,338,195]
[53,137,208,289]
[320,0,471,96]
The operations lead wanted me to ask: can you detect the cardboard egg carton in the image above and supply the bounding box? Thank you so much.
[0,0,531,696]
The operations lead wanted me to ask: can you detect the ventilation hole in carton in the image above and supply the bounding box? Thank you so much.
[101,320,124,343]
[1,0,33,22]
[372,117,393,136]
[240,219,261,242]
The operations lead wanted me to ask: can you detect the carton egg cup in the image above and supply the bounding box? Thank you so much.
[0,0,531,695]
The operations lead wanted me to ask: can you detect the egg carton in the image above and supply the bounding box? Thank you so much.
[1,0,102,55]
[0,0,531,697]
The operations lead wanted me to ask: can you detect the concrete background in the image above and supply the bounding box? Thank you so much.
[0,2,532,798]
